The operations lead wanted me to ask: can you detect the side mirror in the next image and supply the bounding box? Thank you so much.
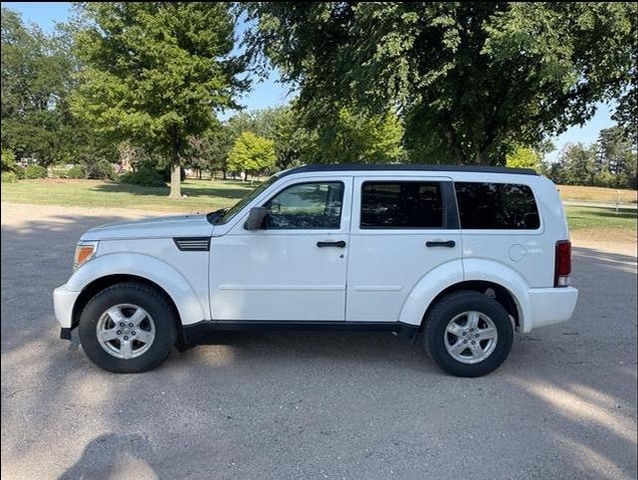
[244,207,268,230]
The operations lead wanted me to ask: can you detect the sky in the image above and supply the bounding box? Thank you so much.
[2,1,615,162]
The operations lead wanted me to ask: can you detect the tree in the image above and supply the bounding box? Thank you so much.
[71,2,247,197]
[596,126,637,189]
[309,108,405,164]
[506,147,542,171]
[551,143,598,186]
[1,7,77,167]
[227,131,276,179]
[245,2,636,166]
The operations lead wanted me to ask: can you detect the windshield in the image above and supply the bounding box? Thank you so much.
[211,174,280,225]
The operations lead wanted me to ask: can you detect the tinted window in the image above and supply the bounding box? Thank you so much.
[263,182,344,229]
[455,182,540,229]
[361,182,444,228]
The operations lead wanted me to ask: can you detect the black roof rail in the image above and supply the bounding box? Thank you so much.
[278,163,538,177]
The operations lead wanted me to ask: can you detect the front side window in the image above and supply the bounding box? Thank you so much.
[455,182,540,229]
[263,182,344,229]
[360,181,444,228]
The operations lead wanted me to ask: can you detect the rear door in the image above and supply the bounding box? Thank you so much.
[346,176,462,322]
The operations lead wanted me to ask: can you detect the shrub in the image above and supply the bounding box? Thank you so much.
[15,166,25,179]
[65,165,86,179]
[86,160,115,180]
[119,166,166,187]
[24,164,47,179]
[1,149,17,172]
[1,172,18,183]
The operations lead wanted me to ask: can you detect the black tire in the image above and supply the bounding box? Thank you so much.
[78,282,177,373]
[424,290,513,377]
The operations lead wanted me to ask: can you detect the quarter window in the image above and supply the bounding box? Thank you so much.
[360,181,444,228]
[263,182,344,229]
[455,182,540,229]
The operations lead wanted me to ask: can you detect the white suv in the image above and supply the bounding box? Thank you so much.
[53,164,578,377]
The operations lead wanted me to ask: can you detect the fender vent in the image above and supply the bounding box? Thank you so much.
[173,237,210,252]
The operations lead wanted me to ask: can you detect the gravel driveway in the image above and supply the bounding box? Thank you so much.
[2,202,636,480]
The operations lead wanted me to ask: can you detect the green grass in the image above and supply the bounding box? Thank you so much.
[565,205,637,231]
[0,178,256,213]
[2,179,636,237]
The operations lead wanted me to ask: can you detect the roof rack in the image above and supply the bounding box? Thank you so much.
[278,163,538,177]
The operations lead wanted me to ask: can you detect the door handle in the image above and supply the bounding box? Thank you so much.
[426,240,456,248]
[317,240,346,248]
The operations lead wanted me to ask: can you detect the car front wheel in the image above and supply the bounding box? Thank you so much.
[424,290,514,377]
[78,282,177,373]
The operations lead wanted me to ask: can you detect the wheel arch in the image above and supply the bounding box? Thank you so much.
[71,275,183,339]
[421,281,521,330]
[398,259,529,332]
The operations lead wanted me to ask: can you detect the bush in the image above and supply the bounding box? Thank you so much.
[15,166,25,179]
[1,172,18,183]
[66,165,86,179]
[1,149,17,172]
[24,164,47,179]
[119,166,166,187]
[86,160,115,180]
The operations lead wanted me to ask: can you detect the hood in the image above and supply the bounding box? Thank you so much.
[81,213,213,241]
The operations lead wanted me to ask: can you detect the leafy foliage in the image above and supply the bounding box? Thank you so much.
[1,7,77,167]
[1,148,17,172]
[310,108,405,164]
[506,147,542,171]
[545,126,637,189]
[119,166,167,188]
[245,2,636,166]
[71,2,248,197]
[227,131,276,178]
[66,165,86,179]
[24,164,47,179]
[1,172,18,183]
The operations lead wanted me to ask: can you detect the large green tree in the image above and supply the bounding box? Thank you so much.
[71,2,247,197]
[1,7,77,167]
[245,2,636,166]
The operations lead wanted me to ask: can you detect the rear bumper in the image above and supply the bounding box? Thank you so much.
[523,286,579,333]
[53,283,80,330]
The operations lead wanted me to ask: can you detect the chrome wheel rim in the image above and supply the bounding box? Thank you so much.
[444,311,498,364]
[96,304,156,359]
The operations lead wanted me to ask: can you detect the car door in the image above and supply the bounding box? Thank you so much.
[210,177,352,321]
[346,176,462,322]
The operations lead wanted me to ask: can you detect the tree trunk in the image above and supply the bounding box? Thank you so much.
[169,162,182,198]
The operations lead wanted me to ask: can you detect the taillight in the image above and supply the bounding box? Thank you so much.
[554,240,572,287]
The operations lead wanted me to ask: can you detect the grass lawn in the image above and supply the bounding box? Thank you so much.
[2,179,636,241]
[0,178,255,213]
[565,205,637,230]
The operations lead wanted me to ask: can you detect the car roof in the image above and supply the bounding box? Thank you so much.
[278,163,538,178]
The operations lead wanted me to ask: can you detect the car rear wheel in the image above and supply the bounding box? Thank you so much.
[79,282,177,373]
[424,290,513,377]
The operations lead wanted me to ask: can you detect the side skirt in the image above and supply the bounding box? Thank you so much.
[181,320,419,345]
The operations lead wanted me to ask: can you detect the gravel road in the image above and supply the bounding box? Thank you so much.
[2,202,636,480]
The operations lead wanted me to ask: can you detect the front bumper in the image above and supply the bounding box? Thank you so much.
[53,283,80,332]
[523,286,579,333]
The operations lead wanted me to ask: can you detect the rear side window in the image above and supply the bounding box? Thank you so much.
[361,181,444,228]
[455,182,540,230]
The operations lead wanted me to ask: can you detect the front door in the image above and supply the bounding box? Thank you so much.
[210,178,352,321]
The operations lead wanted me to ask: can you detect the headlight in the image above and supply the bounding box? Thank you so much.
[73,241,99,271]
